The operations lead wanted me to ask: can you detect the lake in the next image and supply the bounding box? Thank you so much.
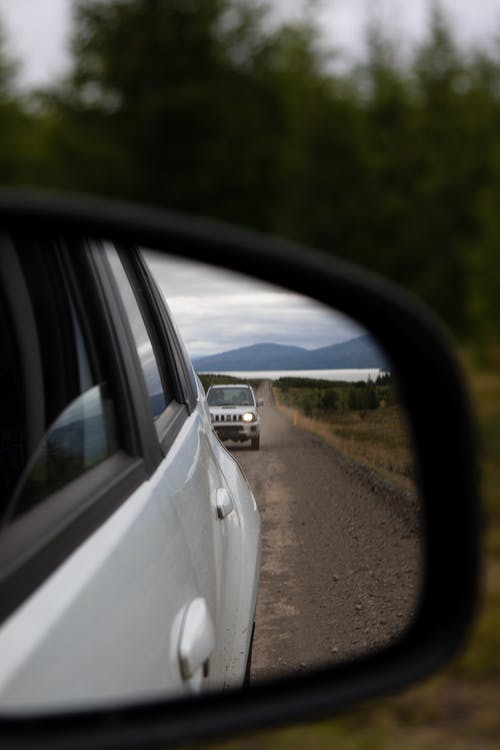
[197,369,383,382]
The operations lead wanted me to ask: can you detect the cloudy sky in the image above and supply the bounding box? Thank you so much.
[145,252,365,358]
[0,1,499,89]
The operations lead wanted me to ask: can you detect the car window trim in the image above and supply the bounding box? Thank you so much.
[155,400,189,454]
[118,248,179,411]
[0,236,45,455]
[103,244,192,456]
[90,242,163,473]
[135,249,198,413]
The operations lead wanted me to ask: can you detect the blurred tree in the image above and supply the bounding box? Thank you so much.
[39,0,288,228]
[462,50,500,352]
[270,20,370,258]
[1,0,499,349]
[407,5,475,334]
[0,22,40,184]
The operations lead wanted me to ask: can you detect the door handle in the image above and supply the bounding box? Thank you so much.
[216,487,234,519]
[178,598,215,681]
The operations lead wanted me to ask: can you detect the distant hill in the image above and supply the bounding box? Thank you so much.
[193,335,389,371]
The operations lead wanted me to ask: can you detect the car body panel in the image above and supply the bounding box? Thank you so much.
[0,244,261,714]
[209,436,261,686]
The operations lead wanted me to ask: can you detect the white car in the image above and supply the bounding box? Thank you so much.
[207,385,262,450]
[0,240,261,712]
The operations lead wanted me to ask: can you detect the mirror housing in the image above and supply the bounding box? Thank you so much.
[0,189,480,750]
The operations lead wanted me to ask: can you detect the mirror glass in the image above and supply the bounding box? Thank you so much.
[145,251,422,683]
[0,241,422,713]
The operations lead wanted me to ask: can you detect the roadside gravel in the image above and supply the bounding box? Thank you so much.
[230,382,422,683]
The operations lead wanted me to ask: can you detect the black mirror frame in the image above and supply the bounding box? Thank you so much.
[0,189,480,750]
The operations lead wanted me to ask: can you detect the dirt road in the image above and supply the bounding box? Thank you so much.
[230,382,421,683]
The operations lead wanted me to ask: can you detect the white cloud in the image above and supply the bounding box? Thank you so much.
[145,251,366,358]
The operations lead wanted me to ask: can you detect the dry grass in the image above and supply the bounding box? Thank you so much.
[273,390,417,493]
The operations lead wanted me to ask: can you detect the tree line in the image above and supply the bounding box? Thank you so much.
[1,0,499,353]
[276,375,397,415]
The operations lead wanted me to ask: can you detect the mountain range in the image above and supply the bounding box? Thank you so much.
[193,335,389,372]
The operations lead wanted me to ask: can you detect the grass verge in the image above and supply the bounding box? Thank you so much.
[273,387,416,494]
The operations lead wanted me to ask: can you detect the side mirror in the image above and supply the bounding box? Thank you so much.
[257,398,264,407]
[0,190,480,750]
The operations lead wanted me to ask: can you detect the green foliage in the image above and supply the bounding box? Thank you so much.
[348,380,378,411]
[37,0,286,227]
[275,376,392,416]
[275,376,341,389]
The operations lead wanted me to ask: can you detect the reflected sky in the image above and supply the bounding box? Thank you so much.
[145,252,367,359]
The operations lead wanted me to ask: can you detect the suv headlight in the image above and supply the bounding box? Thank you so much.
[242,412,256,423]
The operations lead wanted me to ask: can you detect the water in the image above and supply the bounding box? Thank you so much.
[197,369,383,382]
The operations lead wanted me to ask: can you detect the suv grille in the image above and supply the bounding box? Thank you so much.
[214,414,240,422]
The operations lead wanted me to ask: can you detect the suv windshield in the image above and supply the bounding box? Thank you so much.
[207,387,254,407]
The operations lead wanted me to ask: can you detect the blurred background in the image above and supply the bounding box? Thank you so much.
[1,1,499,746]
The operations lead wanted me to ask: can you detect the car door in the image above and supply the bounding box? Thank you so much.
[0,237,227,711]
[102,243,232,688]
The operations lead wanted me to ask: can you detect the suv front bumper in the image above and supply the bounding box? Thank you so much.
[214,423,259,442]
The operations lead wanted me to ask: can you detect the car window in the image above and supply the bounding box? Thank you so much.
[237,388,254,405]
[1,242,120,525]
[105,245,169,419]
[5,384,118,522]
[207,387,254,406]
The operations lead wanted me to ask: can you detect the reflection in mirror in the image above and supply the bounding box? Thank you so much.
[0,241,421,715]
[4,385,118,523]
[145,251,422,682]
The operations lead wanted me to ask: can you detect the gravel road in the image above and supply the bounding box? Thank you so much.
[229,382,422,683]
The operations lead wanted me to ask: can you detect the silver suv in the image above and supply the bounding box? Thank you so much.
[207,385,262,450]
